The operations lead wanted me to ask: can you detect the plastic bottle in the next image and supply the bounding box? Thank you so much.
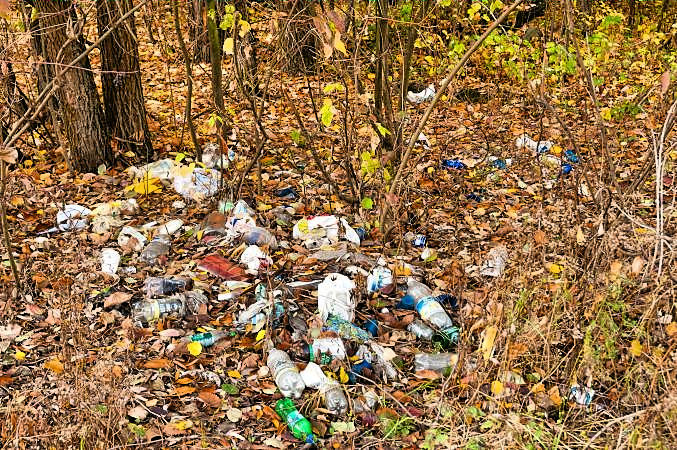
[267,349,305,399]
[360,343,398,381]
[366,266,394,295]
[515,134,553,153]
[144,277,192,297]
[407,320,434,340]
[406,279,459,346]
[414,352,458,373]
[293,338,347,364]
[131,291,208,325]
[236,285,284,330]
[442,159,466,170]
[412,234,427,248]
[300,362,348,415]
[324,315,371,343]
[241,226,278,249]
[184,331,227,347]
[348,359,373,384]
[139,234,171,265]
[275,398,315,444]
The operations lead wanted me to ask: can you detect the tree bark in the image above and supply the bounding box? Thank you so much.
[191,0,211,63]
[97,0,153,157]
[35,0,111,173]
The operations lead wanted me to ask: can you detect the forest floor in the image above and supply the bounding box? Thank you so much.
[1,6,676,450]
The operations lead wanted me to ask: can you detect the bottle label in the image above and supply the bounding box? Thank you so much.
[150,301,161,321]
[415,297,445,320]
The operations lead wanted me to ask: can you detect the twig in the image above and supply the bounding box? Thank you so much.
[0,161,21,294]
[380,0,524,229]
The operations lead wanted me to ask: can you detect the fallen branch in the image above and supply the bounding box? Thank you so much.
[380,0,524,229]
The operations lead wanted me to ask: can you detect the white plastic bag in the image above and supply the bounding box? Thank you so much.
[407,84,435,104]
[317,273,356,322]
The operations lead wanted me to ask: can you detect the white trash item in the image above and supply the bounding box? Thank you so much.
[172,167,219,201]
[515,134,553,153]
[317,273,356,323]
[267,349,305,399]
[202,143,236,169]
[339,218,361,245]
[293,215,339,249]
[156,219,184,236]
[480,245,509,277]
[101,248,121,276]
[240,245,272,274]
[56,204,92,232]
[118,226,147,252]
[127,159,175,181]
[300,362,348,415]
[407,84,436,104]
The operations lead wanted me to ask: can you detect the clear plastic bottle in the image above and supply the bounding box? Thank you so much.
[357,343,398,381]
[131,291,208,325]
[275,398,315,444]
[267,349,305,399]
[300,362,348,415]
[241,226,278,249]
[139,234,171,265]
[407,320,434,340]
[366,266,394,294]
[293,338,347,364]
[143,277,192,298]
[407,278,457,337]
[414,352,458,373]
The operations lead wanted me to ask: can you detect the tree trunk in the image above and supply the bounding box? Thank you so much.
[97,0,153,157]
[35,0,111,173]
[191,0,211,63]
[280,0,319,74]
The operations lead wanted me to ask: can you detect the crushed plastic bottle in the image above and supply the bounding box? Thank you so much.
[139,234,171,265]
[414,352,458,374]
[300,362,348,415]
[515,134,553,153]
[293,338,347,364]
[236,285,284,330]
[363,319,379,337]
[317,273,356,322]
[184,330,227,347]
[366,266,394,295]
[348,359,373,384]
[407,84,435,104]
[442,159,466,170]
[101,248,120,276]
[241,226,278,249]
[276,187,299,200]
[325,315,371,343]
[267,349,305,399]
[275,398,315,444]
[143,277,192,298]
[118,225,147,252]
[407,320,434,340]
[54,204,92,232]
[407,278,459,346]
[131,291,208,325]
[569,384,595,406]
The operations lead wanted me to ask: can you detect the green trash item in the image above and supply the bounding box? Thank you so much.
[275,398,315,444]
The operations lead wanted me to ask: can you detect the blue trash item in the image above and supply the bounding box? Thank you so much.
[355,227,367,241]
[442,159,466,170]
[363,319,379,337]
[276,187,299,200]
[348,359,373,384]
[561,163,573,175]
[491,158,507,169]
[435,294,459,310]
[412,234,427,248]
[564,150,580,163]
[324,315,371,343]
[466,192,483,202]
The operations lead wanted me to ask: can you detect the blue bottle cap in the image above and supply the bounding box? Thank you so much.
[396,294,415,310]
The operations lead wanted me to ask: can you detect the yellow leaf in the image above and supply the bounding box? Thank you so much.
[601,108,612,121]
[550,145,563,155]
[530,382,545,394]
[333,33,347,56]
[128,177,162,195]
[15,350,25,361]
[255,329,266,342]
[491,380,504,395]
[666,322,677,337]
[223,38,234,55]
[227,370,242,379]
[187,341,202,357]
[549,263,563,274]
[481,326,498,360]
[123,151,136,158]
[339,367,349,384]
[173,419,193,430]
[45,358,64,374]
[238,20,251,37]
[629,339,642,357]
[548,386,562,406]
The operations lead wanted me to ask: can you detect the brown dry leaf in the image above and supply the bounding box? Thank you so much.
[481,325,498,360]
[414,369,441,380]
[548,386,562,406]
[45,358,64,374]
[173,386,196,396]
[661,70,671,95]
[199,390,221,408]
[534,230,546,245]
[631,256,645,275]
[0,145,17,164]
[666,322,677,337]
[391,391,413,404]
[103,291,133,309]
[143,358,171,369]
[0,376,13,385]
[508,342,528,360]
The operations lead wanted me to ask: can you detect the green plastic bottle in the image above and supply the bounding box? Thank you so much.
[274,398,315,444]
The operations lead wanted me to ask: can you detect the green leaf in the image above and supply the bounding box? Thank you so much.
[221,383,240,395]
[175,152,186,163]
[361,197,373,210]
[290,130,305,146]
[320,98,334,127]
[323,82,344,93]
[376,123,391,136]
[97,164,107,175]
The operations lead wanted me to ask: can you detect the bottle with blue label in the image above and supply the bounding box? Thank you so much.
[407,278,459,346]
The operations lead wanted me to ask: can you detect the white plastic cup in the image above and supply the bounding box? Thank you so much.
[101,248,121,275]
